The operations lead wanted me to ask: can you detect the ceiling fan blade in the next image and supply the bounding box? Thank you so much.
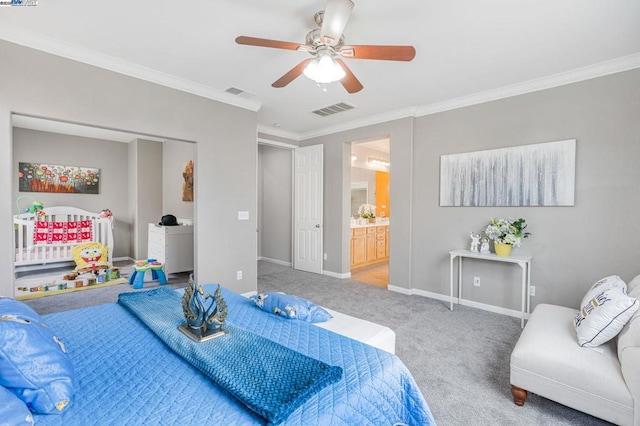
[335,59,363,93]
[320,0,354,44]
[272,59,314,88]
[235,36,303,51]
[341,45,416,61]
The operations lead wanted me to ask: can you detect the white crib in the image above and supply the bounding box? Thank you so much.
[13,206,114,276]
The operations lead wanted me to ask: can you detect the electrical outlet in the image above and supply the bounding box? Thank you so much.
[323,253,327,260]
[237,270,243,280]
[529,286,536,296]
[473,276,481,287]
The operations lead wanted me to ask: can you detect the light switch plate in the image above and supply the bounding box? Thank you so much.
[238,211,249,220]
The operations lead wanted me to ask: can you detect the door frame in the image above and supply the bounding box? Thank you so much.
[256,138,297,268]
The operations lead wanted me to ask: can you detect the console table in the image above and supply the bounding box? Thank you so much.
[449,249,532,327]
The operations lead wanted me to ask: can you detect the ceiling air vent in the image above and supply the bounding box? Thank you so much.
[224,87,256,99]
[312,102,355,117]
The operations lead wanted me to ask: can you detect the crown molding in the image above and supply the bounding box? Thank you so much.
[256,125,301,142]
[291,53,640,141]
[0,25,262,112]
[414,53,640,118]
[3,24,637,140]
[298,106,418,140]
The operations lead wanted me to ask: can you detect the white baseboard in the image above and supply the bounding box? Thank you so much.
[113,256,133,262]
[258,257,292,267]
[241,290,257,298]
[388,285,528,320]
[323,270,351,279]
[458,298,527,319]
[387,284,412,295]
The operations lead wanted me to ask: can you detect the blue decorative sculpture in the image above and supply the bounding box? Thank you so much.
[179,274,227,342]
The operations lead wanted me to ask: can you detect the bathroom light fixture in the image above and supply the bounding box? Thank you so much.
[368,157,390,168]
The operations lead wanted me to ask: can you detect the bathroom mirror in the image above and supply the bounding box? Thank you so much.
[351,182,368,217]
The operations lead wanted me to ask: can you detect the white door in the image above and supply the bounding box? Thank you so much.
[294,145,323,274]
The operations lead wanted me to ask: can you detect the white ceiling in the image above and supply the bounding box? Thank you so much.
[1,0,639,140]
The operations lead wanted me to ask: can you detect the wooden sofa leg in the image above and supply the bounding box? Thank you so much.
[511,385,528,406]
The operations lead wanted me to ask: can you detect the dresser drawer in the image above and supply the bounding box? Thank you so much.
[367,227,376,235]
[148,232,165,246]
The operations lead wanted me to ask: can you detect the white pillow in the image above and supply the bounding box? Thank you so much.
[574,275,639,347]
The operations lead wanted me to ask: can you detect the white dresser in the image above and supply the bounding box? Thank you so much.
[147,223,194,274]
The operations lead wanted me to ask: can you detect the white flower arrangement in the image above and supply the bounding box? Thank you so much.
[358,204,376,219]
[484,218,531,246]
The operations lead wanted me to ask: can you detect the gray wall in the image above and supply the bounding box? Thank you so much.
[12,128,131,258]
[0,40,258,297]
[412,68,640,311]
[129,139,163,260]
[163,140,195,221]
[258,144,292,264]
[301,69,640,312]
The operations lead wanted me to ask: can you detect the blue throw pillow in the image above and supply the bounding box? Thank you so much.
[250,293,332,323]
[0,297,74,414]
[0,385,34,426]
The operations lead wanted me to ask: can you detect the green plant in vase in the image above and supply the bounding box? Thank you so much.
[484,218,531,256]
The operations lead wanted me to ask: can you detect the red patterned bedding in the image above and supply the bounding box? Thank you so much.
[33,220,93,245]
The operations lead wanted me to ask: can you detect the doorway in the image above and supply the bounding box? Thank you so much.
[349,138,390,288]
[11,115,196,296]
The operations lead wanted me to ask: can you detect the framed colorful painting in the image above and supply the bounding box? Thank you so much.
[18,162,100,194]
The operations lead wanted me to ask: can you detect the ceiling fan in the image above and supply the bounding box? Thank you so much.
[235,0,416,93]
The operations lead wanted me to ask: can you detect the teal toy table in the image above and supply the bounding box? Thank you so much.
[128,260,167,289]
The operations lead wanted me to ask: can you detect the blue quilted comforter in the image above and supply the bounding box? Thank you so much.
[34,286,435,425]
[118,287,342,424]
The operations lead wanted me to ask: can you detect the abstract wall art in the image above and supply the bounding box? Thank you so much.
[18,162,100,194]
[439,139,576,207]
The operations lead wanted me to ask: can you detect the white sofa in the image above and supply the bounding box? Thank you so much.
[510,275,640,425]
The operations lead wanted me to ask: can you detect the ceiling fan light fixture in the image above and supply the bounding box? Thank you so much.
[303,54,345,84]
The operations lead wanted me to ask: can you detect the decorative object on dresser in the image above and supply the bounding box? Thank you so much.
[147,222,194,274]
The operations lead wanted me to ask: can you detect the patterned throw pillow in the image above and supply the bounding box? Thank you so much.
[250,292,333,323]
[574,275,639,347]
[0,297,75,414]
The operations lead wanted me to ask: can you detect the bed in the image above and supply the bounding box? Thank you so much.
[13,206,114,275]
[24,286,435,425]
